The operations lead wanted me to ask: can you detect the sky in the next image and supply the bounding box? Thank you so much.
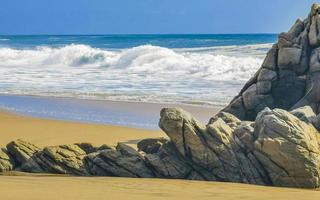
[0,0,317,35]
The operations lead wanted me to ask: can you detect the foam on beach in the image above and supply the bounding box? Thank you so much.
[0,43,270,105]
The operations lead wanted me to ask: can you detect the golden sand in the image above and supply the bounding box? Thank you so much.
[0,110,164,147]
[0,111,319,200]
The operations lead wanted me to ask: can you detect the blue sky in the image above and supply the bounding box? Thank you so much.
[0,0,316,34]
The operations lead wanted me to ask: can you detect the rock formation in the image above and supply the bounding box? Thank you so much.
[2,3,320,189]
[223,3,320,121]
[2,105,320,188]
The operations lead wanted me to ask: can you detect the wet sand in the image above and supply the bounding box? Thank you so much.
[0,95,222,129]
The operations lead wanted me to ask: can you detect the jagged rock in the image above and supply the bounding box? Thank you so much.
[1,3,320,191]
[290,106,316,123]
[137,138,167,154]
[85,143,154,178]
[312,113,320,131]
[310,48,320,73]
[257,69,277,82]
[222,3,320,120]
[0,148,13,172]
[256,81,272,94]
[309,4,320,47]
[221,96,246,119]
[75,143,98,154]
[209,111,241,124]
[278,47,302,69]
[75,143,111,154]
[233,122,255,152]
[254,108,320,188]
[144,141,194,179]
[272,75,306,110]
[261,44,278,70]
[208,111,241,130]
[6,139,40,166]
[159,107,269,184]
[21,144,88,175]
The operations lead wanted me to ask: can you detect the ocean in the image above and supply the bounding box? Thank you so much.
[0,34,277,107]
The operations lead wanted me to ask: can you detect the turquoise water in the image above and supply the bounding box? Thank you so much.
[0,34,277,49]
[0,34,277,106]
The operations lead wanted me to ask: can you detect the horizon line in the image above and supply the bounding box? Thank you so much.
[0,33,279,36]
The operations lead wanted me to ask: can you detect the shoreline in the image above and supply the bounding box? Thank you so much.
[0,96,320,199]
[0,110,164,147]
[0,94,223,129]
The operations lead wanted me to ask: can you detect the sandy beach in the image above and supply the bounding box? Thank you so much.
[0,174,320,200]
[0,110,164,147]
[0,110,320,200]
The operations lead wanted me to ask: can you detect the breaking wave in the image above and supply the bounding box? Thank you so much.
[0,43,271,105]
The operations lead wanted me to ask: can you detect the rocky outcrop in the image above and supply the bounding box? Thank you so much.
[0,148,13,172]
[1,105,320,188]
[21,144,88,175]
[158,107,320,188]
[159,108,269,185]
[6,139,40,166]
[254,108,320,188]
[222,3,320,120]
[137,138,167,154]
[85,143,154,177]
[2,3,320,190]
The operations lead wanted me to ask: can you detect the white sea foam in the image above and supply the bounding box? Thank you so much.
[0,44,270,105]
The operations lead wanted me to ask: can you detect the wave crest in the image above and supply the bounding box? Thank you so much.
[0,44,269,105]
[0,44,267,81]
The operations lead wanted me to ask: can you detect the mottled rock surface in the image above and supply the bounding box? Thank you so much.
[21,144,88,175]
[6,139,40,166]
[254,108,320,188]
[0,148,13,172]
[85,143,154,177]
[222,4,320,120]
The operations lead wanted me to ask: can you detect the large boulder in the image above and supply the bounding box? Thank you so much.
[159,107,269,184]
[222,3,320,120]
[254,108,320,188]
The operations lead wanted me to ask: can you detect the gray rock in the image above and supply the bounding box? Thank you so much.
[242,84,259,110]
[254,108,320,188]
[261,44,278,70]
[290,106,316,123]
[6,139,40,166]
[21,144,88,175]
[256,81,272,94]
[85,143,154,178]
[208,111,241,129]
[0,148,13,172]
[308,6,320,47]
[144,141,193,179]
[278,47,302,69]
[159,107,269,184]
[271,75,306,110]
[221,96,247,120]
[137,138,168,154]
[257,69,277,82]
[310,48,320,73]
[222,4,320,121]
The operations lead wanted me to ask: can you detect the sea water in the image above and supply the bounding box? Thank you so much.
[0,34,277,107]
